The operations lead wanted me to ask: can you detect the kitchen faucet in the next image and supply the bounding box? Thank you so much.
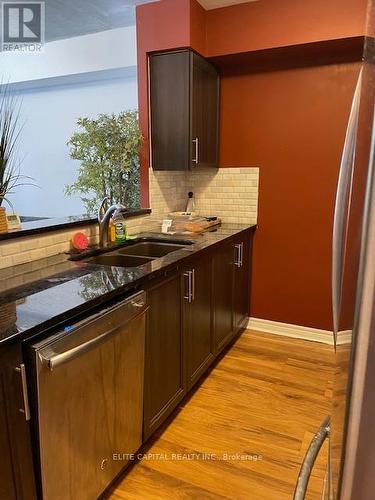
[98,197,126,248]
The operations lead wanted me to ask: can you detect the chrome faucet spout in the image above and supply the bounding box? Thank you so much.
[99,202,126,248]
[98,197,109,224]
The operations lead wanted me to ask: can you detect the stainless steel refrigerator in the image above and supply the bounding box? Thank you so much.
[294,2,375,498]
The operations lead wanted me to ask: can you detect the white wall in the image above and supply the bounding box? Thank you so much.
[0,26,137,84]
[0,28,138,217]
[9,75,138,217]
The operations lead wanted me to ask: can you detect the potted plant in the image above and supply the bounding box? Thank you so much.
[0,84,31,232]
[66,110,143,214]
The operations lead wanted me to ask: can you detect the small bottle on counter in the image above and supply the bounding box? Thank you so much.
[108,219,116,243]
[186,192,195,214]
[112,208,128,243]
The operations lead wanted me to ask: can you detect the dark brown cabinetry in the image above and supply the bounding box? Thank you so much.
[0,344,36,500]
[233,235,252,334]
[143,229,253,440]
[212,241,235,354]
[149,49,220,171]
[143,273,185,440]
[212,232,252,353]
[183,255,214,389]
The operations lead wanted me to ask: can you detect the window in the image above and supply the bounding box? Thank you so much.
[0,0,146,221]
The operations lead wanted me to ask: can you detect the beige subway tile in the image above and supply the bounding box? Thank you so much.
[29,248,47,261]
[0,255,13,269]
[1,242,20,256]
[12,252,31,266]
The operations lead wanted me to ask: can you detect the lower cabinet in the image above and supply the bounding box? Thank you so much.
[212,241,235,354]
[143,272,185,440]
[183,255,214,389]
[143,228,254,440]
[0,344,36,500]
[233,234,252,334]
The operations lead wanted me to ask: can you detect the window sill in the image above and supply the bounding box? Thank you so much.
[0,209,152,242]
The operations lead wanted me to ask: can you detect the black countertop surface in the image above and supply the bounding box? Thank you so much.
[0,224,255,347]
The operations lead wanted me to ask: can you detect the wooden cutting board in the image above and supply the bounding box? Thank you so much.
[177,218,221,233]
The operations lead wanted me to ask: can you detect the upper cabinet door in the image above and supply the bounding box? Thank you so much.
[149,49,220,171]
[191,52,220,169]
[149,50,191,171]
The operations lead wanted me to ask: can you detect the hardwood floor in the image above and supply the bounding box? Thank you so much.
[108,330,334,500]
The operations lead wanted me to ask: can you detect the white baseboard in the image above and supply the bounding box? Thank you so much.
[246,318,352,345]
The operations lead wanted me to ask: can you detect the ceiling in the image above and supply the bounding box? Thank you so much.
[44,0,154,42]
[44,0,258,43]
[198,0,258,9]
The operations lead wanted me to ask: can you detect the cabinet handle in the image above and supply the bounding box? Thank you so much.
[15,364,31,421]
[192,138,199,165]
[183,270,195,303]
[184,271,192,302]
[240,242,244,267]
[234,244,241,268]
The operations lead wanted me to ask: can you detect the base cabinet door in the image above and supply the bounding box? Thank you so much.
[0,380,16,500]
[183,256,214,389]
[144,273,185,440]
[233,233,252,334]
[213,242,235,354]
[0,343,36,500]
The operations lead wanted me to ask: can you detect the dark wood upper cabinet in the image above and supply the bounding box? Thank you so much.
[149,49,220,171]
[183,255,214,390]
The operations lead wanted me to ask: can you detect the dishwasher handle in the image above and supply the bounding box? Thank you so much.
[39,291,147,371]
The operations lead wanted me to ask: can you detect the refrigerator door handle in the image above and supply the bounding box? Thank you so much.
[293,416,331,500]
[332,69,362,347]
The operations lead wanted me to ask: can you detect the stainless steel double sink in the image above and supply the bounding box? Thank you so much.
[84,240,194,268]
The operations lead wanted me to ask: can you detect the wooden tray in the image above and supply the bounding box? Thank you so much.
[174,218,221,233]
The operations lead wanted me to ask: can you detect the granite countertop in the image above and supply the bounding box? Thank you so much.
[0,224,255,347]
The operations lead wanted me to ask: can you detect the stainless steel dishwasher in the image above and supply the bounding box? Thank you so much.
[30,291,147,500]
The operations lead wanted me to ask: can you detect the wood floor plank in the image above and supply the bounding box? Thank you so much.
[108,330,334,500]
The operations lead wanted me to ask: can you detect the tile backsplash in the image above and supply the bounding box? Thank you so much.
[0,167,259,269]
[149,167,259,224]
[187,167,259,224]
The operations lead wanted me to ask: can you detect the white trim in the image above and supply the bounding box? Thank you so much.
[246,318,352,345]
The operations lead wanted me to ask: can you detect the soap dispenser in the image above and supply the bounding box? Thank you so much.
[112,208,128,243]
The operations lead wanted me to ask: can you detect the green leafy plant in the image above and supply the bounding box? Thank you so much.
[0,84,32,208]
[66,110,143,214]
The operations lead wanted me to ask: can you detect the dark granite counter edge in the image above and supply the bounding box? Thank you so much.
[5,280,142,348]
[0,209,152,241]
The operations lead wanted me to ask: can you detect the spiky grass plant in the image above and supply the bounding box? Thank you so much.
[0,83,32,209]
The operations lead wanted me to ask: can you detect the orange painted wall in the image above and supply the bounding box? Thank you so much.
[220,63,361,330]
[136,0,191,206]
[205,0,367,57]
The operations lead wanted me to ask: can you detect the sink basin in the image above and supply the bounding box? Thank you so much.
[75,236,195,268]
[87,254,154,268]
[118,242,188,258]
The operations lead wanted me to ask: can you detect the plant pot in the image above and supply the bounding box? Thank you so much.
[0,207,8,233]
